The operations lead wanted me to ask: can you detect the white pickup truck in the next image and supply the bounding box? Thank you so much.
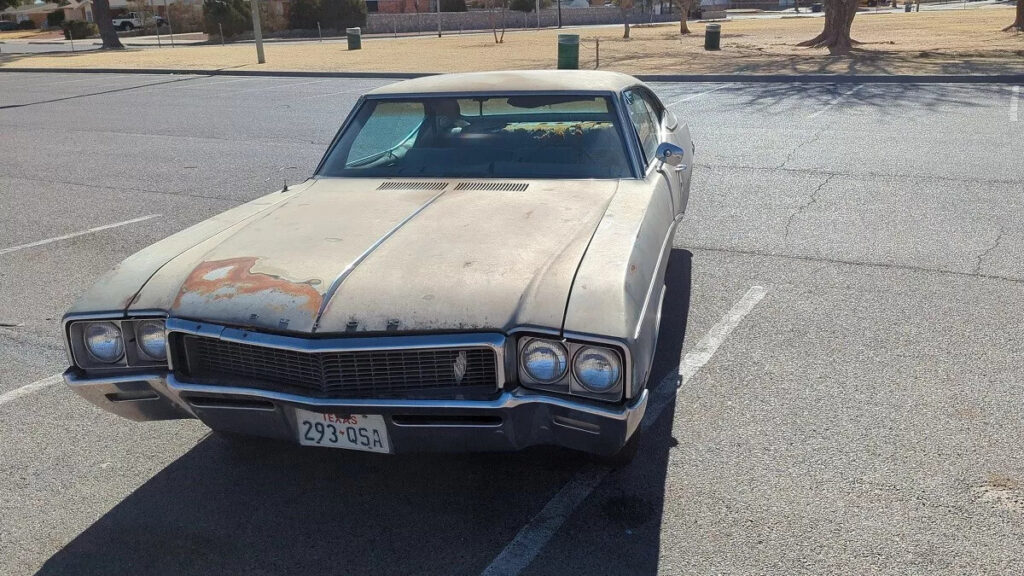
[111,11,167,31]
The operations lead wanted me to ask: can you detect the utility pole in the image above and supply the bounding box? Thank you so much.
[163,0,175,46]
[250,0,265,63]
[557,0,562,28]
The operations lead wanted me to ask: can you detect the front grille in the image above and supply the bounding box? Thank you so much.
[178,335,499,399]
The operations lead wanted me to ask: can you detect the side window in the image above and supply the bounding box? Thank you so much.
[346,101,425,165]
[623,90,659,163]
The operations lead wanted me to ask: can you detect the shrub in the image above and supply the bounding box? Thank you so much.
[289,0,320,29]
[318,0,366,31]
[168,3,205,33]
[62,20,98,39]
[202,0,251,39]
[46,10,66,27]
[440,0,467,11]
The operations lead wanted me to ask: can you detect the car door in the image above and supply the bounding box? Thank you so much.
[623,88,684,218]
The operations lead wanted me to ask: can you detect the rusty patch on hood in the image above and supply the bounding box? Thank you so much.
[173,257,324,317]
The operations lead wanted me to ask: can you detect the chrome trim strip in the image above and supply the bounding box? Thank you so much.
[167,374,646,422]
[310,187,448,333]
[165,318,508,388]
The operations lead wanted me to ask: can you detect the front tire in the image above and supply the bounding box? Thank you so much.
[120,22,133,31]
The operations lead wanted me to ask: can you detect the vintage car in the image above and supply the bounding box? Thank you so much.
[62,70,694,464]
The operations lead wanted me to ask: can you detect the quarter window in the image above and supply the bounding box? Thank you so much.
[623,90,659,163]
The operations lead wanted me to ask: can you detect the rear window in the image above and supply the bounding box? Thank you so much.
[317,94,633,180]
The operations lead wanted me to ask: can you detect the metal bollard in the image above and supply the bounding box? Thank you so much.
[557,34,579,70]
[704,23,721,50]
[346,27,361,50]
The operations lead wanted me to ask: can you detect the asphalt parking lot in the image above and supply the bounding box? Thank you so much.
[1,72,1022,575]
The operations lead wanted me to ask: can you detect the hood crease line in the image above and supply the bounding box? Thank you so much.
[310,187,450,333]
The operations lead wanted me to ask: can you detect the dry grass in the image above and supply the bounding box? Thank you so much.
[2,7,1023,75]
[0,29,63,41]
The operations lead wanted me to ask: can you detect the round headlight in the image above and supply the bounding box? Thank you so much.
[136,320,167,361]
[521,339,568,383]
[84,322,124,363]
[573,347,621,392]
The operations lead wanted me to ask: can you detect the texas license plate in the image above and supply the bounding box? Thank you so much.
[295,409,391,453]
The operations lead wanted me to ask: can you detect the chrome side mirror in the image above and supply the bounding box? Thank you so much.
[656,142,686,167]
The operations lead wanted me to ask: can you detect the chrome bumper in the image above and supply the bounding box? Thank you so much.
[63,370,648,456]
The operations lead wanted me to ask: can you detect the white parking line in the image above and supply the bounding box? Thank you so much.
[479,285,769,576]
[664,84,731,107]
[807,84,864,119]
[1011,86,1020,122]
[0,214,159,256]
[0,374,63,408]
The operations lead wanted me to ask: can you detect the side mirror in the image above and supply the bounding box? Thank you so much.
[655,142,686,168]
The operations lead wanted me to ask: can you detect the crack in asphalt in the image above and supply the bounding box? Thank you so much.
[776,128,825,170]
[688,244,1024,286]
[784,173,838,245]
[973,226,1006,275]
[0,75,203,110]
[695,163,1024,188]
[2,174,244,203]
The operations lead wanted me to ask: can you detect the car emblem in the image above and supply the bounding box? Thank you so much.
[453,351,468,385]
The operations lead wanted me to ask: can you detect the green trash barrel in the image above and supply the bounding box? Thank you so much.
[557,34,579,70]
[346,27,361,50]
[704,23,721,51]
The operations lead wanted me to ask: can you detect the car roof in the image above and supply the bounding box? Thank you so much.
[366,70,642,96]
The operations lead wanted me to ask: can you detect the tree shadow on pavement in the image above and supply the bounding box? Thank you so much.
[719,80,1016,115]
[35,250,693,576]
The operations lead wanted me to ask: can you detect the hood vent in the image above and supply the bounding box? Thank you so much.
[377,181,448,191]
[454,182,529,192]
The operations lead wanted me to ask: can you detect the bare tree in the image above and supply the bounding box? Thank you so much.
[92,0,125,49]
[1004,0,1023,32]
[617,0,634,38]
[487,0,506,43]
[797,0,858,55]
[673,0,696,34]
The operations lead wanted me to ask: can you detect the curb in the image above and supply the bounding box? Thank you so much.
[1,67,1022,83]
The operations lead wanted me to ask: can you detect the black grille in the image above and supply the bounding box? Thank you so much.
[179,335,499,399]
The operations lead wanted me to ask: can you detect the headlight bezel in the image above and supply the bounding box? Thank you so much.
[516,335,626,403]
[66,315,169,371]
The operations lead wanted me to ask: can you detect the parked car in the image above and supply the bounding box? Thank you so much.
[0,20,19,31]
[62,70,694,465]
[111,11,166,31]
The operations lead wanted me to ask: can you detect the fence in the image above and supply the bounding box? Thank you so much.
[364,6,681,35]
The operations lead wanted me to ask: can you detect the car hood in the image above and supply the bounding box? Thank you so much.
[130,178,619,334]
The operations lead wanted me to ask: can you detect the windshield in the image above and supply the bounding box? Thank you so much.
[317,94,633,179]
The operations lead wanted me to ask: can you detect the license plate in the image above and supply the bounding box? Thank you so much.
[295,409,391,453]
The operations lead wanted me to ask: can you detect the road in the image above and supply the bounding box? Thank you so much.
[1,72,1022,575]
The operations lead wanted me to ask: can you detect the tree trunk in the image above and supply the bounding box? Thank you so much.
[91,0,124,49]
[621,7,630,38]
[797,0,858,55]
[1003,0,1023,31]
[679,5,689,34]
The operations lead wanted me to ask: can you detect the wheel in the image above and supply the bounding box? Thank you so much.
[599,430,642,468]
[121,22,133,31]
